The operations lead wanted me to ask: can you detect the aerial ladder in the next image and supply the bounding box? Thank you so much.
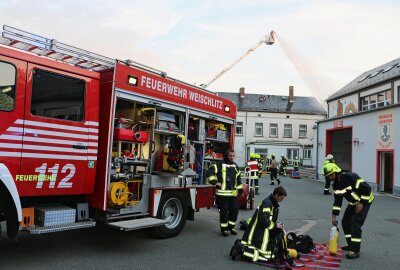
[200,30,276,88]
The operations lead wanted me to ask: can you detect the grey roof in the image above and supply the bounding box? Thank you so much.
[327,57,400,101]
[217,92,326,115]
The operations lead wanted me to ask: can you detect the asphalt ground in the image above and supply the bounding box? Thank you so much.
[1,175,399,270]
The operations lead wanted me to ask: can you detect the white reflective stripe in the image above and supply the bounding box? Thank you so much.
[221,223,228,227]
[228,221,236,225]
[15,119,98,134]
[355,179,364,189]
[333,206,341,211]
[0,143,97,154]
[84,121,99,126]
[0,135,98,147]
[8,127,90,140]
[334,186,352,194]
[0,152,97,160]
[345,234,352,238]
[351,238,362,242]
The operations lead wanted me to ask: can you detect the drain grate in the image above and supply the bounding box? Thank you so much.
[385,219,400,224]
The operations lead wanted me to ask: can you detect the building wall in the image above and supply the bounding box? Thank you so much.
[235,111,325,167]
[317,107,399,196]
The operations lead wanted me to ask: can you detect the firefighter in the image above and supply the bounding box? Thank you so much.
[322,154,335,195]
[207,150,244,236]
[255,154,263,179]
[269,154,280,185]
[265,155,271,174]
[279,154,288,176]
[293,156,300,172]
[247,153,260,195]
[324,163,374,259]
[241,186,290,263]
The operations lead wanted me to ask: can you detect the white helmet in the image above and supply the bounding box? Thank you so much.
[325,154,334,160]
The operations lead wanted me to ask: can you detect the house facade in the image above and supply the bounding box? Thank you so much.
[218,87,326,168]
[316,57,400,196]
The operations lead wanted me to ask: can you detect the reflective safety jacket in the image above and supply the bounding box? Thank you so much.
[321,160,332,174]
[332,171,374,216]
[247,158,259,179]
[280,158,288,167]
[207,160,243,197]
[241,194,280,258]
[293,159,300,167]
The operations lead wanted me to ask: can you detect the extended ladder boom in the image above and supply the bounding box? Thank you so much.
[201,30,275,88]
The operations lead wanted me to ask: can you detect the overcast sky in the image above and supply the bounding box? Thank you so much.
[1,0,399,101]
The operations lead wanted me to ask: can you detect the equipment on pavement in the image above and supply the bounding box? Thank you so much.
[329,226,339,255]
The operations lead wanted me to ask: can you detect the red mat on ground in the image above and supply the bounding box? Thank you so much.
[251,244,343,269]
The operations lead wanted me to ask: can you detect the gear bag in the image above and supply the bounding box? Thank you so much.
[286,232,315,253]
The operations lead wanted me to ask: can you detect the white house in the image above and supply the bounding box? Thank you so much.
[316,57,400,196]
[218,87,326,168]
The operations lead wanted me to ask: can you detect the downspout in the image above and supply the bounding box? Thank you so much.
[316,122,319,180]
[245,111,248,164]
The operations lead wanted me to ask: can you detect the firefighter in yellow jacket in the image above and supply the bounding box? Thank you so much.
[207,150,244,236]
[324,163,374,259]
[241,186,288,262]
[322,154,335,195]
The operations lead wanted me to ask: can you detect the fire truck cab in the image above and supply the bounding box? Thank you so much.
[0,25,236,239]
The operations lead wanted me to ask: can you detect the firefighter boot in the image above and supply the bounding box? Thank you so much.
[277,179,281,185]
[346,251,360,259]
[221,230,229,237]
[255,187,260,195]
[341,246,351,251]
[229,228,238,235]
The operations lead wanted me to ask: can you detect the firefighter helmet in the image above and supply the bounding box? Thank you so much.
[250,153,256,159]
[325,154,334,160]
[324,163,341,177]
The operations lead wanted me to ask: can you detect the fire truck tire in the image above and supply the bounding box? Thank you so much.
[152,191,188,238]
[0,182,19,240]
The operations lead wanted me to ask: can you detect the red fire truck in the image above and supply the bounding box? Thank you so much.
[0,25,236,239]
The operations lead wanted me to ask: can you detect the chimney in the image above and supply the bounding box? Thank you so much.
[289,85,295,103]
[239,87,245,99]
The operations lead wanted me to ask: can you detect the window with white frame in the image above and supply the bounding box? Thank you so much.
[269,123,278,137]
[304,148,311,159]
[236,122,243,136]
[361,89,392,111]
[255,123,263,136]
[284,124,292,138]
[299,125,307,138]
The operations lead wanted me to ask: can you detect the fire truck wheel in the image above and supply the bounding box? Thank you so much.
[152,191,188,238]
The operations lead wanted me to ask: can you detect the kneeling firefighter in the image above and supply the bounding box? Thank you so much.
[240,186,293,263]
[207,149,243,236]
